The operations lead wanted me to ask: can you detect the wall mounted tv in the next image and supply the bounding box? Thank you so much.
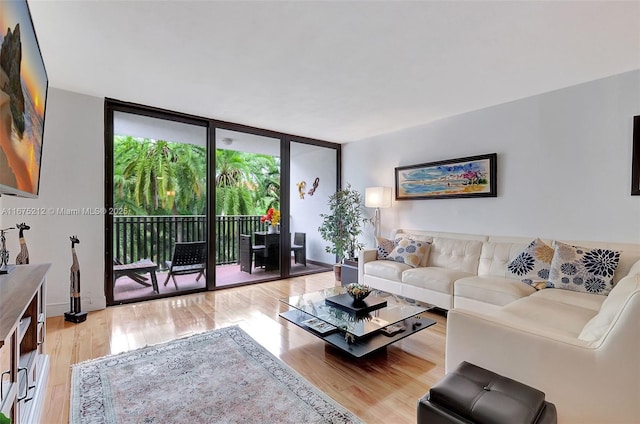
[0,0,48,198]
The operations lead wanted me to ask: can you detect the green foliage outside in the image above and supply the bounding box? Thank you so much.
[113,136,280,216]
[215,148,280,216]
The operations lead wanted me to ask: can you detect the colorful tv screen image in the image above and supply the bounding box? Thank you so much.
[0,0,48,197]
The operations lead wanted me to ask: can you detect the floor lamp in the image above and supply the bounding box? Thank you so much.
[365,187,392,237]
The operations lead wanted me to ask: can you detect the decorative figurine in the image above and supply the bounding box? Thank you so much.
[297,180,306,199]
[64,235,87,323]
[0,227,15,274]
[16,222,30,265]
[307,177,320,196]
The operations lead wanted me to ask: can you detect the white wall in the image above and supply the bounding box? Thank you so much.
[344,70,640,248]
[1,71,638,316]
[0,88,105,316]
[290,142,337,264]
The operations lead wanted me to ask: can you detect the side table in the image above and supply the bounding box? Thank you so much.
[341,259,358,286]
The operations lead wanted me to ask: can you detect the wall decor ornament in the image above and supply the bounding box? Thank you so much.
[0,227,14,274]
[16,222,30,264]
[296,181,306,199]
[64,235,87,323]
[308,177,320,196]
[632,115,640,195]
[395,153,497,200]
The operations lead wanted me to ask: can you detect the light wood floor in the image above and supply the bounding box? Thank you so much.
[43,272,446,423]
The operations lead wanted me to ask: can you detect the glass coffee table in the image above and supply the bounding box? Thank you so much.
[279,286,436,358]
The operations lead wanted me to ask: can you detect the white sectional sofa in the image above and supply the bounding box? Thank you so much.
[358,229,640,423]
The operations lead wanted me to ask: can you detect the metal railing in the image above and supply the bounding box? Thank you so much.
[113,215,264,269]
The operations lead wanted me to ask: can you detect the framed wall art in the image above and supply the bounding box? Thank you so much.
[395,153,497,200]
[632,115,640,195]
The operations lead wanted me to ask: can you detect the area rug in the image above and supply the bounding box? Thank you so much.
[70,326,362,424]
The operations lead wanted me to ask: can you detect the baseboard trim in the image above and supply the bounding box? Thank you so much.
[48,296,106,318]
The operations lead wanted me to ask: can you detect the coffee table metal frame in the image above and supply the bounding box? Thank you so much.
[279,286,436,358]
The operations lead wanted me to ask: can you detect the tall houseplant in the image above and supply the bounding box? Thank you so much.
[318,184,367,279]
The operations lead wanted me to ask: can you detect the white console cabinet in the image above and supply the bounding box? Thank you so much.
[0,264,50,423]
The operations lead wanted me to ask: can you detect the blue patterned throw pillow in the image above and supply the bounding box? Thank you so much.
[386,237,429,268]
[375,236,396,259]
[548,241,621,295]
[506,238,554,289]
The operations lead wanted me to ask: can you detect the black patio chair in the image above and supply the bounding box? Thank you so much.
[291,232,306,266]
[240,234,266,274]
[164,241,207,290]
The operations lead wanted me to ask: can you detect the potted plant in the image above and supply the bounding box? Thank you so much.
[318,184,367,281]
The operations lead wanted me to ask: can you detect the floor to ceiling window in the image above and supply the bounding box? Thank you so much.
[105,101,210,305]
[105,99,341,304]
[288,140,338,277]
[214,128,282,287]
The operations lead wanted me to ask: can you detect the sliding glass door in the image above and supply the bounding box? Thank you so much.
[106,102,210,305]
[106,100,342,302]
[214,129,282,287]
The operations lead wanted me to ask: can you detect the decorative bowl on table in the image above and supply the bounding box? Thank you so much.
[345,283,372,304]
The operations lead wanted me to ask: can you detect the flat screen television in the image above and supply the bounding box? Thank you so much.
[0,0,48,198]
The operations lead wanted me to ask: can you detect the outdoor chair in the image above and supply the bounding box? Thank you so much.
[291,232,306,266]
[240,234,266,274]
[113,258,159,293]
[164,241,207,290]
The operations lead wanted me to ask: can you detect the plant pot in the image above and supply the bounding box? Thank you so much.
[267,225,277,234]
[333,263,342,282]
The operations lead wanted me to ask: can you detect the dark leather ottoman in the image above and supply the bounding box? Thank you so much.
[417,362,557,424]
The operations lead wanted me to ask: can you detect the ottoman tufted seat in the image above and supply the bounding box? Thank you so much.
[417,361,557,424]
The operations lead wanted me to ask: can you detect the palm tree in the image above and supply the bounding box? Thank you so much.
[247,154,280,213]
[114,136,207,215]
[172,143,206,215]
[215,149,254,215]
[122,138,176,214]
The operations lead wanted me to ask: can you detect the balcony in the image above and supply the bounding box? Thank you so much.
[112,215,328,302]
[113,214,265,269]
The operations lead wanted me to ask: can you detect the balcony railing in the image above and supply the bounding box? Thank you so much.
[113,215,265,269]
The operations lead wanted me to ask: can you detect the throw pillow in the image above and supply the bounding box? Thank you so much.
[548,241,621,295]
[375,236,396,260]
[386,237,429,268]
[506,238,554,289]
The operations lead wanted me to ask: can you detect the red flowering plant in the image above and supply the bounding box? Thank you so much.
[260,208,280,226]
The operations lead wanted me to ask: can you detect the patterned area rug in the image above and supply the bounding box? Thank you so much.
[70,326,362,423]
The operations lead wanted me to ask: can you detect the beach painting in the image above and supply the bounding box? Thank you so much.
[0,0,48,197]
[395,153,497,200]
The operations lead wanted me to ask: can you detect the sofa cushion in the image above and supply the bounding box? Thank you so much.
[496,296,599,338]
[428,237,483,274]
[454,276,537,307]
[579,273,640,342]
[506,239,554,289]
[375,236,396,259]
[387,237,430,268]
[364,260,410,281]
[402,267,474,294]
[548,241,621,295]
[477,240,529,278]
[529,288,605,312]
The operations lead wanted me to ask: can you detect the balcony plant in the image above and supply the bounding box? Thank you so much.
[318,184,366,280]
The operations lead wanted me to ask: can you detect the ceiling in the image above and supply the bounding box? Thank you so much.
[28,1,640,143]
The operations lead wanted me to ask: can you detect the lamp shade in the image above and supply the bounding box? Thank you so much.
[365,186,392,208]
